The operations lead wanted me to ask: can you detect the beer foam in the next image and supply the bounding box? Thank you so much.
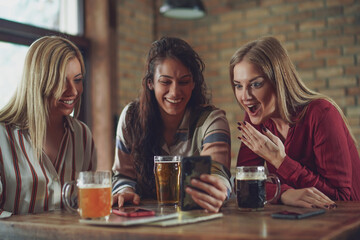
[236,172,266,180]
[78,184,111,189]
[154,160,180,163]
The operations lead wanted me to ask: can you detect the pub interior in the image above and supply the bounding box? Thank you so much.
[0,0,360,239]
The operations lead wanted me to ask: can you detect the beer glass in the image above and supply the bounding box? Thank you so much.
[62,171,112,219]
[236,166,280,211]
[154,156,181,205]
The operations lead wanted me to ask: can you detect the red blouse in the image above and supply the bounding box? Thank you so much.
[237,99,360,201]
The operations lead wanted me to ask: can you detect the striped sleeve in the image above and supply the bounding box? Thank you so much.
[18,130,38,213]
[0,146,6,211]
[5,125,22,214]
[112,104,137,194]
[78,121,97,171]
[0,148,12,218]
[199,108,232,196]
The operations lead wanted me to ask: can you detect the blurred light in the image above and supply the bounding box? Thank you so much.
[160,0,206,20]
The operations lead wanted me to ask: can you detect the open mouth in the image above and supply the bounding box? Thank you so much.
[247,104,260,114]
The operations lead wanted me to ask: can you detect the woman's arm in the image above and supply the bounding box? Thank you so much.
[238,124,336,208]
[0,147,13,217]
[186,108,232,212]
[276,105,354,200]
[200,109,232,193]
[239,102,356,201]
[112,139,140,207]
[112,105,140,207]
[78,121,97,171]
[237,136,292,203]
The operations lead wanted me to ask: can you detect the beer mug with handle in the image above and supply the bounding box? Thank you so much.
[62,171,112,220]
[236,166,280,211]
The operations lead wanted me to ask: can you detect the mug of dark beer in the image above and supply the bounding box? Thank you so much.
[236,166,280,211]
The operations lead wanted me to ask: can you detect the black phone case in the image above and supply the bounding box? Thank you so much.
[179,155,211,211]
[271,209,326,219]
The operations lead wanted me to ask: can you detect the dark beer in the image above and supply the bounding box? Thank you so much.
[154,160,181,204]
[236,178,266,210]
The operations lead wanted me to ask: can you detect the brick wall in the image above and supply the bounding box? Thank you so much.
[115,0,360,169]
[115,0,154,113]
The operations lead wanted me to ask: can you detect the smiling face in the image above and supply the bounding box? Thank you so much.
[233,60,277,125]
[48,57,83,120]
[150,58,194,122]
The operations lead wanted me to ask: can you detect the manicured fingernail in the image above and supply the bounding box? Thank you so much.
[237,122,241,125]
[330,204,337,209]
[324,205,329,209]
[262,126,267,132]
[238,126,242,131]
[311,205,317,208]
[243,121,246,125]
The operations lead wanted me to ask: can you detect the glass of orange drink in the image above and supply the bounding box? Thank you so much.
[62,171,112,220]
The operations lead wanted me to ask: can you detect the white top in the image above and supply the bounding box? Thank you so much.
[0,116,97,216]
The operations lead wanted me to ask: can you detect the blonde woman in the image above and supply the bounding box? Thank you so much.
[230,36,360,208]
[0,36,96,216]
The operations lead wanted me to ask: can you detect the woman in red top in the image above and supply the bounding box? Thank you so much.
[230,36,360,209]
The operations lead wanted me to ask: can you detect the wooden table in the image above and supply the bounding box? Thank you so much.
[1,199,360,240]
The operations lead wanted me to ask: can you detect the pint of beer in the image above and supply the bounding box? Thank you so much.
[236,166,280,211]
[154,156,181,205]
[62,171,112,219]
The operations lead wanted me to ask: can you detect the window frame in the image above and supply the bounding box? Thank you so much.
[0,18,90,123]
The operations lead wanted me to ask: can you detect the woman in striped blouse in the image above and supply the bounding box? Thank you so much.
[0,36,97,216]
[112,37,231,213]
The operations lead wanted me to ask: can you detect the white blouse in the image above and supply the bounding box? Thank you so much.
[0,116,97,216]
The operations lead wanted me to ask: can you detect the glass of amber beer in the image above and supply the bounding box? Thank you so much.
[154,156,181,205]
[62,171,112,220]
[236,166,280,211]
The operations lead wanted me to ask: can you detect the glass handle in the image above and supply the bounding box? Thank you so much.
[62,181,77,213]
[264,174,281,204]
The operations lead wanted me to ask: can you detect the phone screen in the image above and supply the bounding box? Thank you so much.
[180,155,211,211]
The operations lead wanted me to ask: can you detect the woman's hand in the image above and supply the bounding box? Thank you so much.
[238,121,286,168]
[281,188,336,209]
[185,174,228,213]
[112,187,140,207]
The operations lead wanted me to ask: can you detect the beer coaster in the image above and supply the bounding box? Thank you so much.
[79,212,179,226]
[146,211,223,227]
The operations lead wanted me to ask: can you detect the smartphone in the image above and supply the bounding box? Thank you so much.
[180,155,211,211]
[112,207,155,217]
[271,208,326,219]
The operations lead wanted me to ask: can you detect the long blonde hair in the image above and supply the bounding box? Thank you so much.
[229,36,357,145]
[0,36,85,157]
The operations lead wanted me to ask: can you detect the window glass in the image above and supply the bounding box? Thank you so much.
[0,0,83,35]
[0,42,28,109]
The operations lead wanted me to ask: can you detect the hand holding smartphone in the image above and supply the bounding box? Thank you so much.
[180,155,211,211]
[112,207,155,217]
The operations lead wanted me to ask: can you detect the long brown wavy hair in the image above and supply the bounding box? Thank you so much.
[125,36,210,197]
